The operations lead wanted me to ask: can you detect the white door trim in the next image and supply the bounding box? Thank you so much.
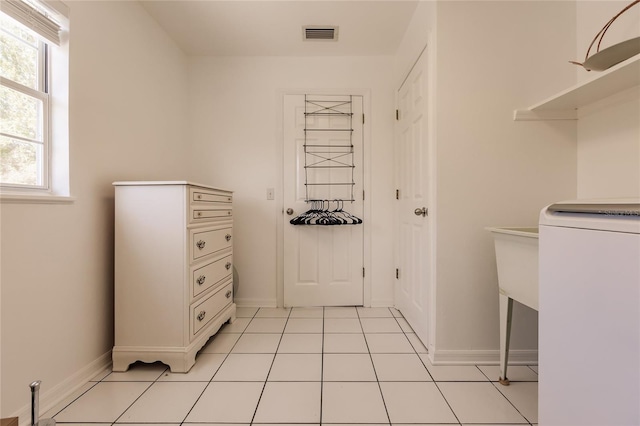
[276,88,372,308]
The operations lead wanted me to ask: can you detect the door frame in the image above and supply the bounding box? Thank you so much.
[276,89,372,308]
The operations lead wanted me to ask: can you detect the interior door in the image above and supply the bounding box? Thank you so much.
[283,94,364,307]
[395,51,431,346]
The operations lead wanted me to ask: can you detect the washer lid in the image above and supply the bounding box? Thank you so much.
[539,198,640,234]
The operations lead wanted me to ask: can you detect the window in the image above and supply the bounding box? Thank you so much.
[1,13,49,188]
[0,0,69,199]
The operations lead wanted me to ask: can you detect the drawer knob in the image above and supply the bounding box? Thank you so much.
[226,290,232,299]
[197,194,202,200]
[197,211,203,217]
[197,310,206,322]
[225,262,232,270]
[225,234,232,242]
[196,240,206,250]
[196,275,206,286]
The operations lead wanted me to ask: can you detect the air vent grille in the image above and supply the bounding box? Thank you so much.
[303,26,338,41]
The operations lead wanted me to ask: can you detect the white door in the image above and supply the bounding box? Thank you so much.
[395,51,431,345]
[283,94,364,307]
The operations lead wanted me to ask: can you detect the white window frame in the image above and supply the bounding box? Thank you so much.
[0,43,50,191]
[0,0,71,203]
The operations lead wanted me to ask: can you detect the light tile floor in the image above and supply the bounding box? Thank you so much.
[46,307,538,426]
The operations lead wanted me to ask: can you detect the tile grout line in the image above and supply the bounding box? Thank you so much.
[50,378,104,420]
[488,375,536,425]
[406,316,535,425]
[389,308,435,382]
[358,307,392,426]
[179,308,260,425]
[249,307,292,425]
[392,308,462,426]
[93,361,173,425]
[390,308,428,356]
[392,311,537,425]
[110,367,165,425]
[476,362,537,425]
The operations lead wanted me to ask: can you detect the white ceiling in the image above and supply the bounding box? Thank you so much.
[140,1,419,56]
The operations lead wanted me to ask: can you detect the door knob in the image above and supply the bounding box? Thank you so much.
[286,208,294,215]
[414,207,428,217]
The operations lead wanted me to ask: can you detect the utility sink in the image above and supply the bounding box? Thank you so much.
[486,227,539,386]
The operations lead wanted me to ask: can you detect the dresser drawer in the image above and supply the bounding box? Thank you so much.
[192,208,232,221]
[191,189,232,204]
[191,226,232,261]
[192,254,233,299]
[191,281,233,336]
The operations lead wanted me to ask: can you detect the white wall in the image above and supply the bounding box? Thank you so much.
[396,1,578,362]
[0,1,189,417]
[576,1,640,199]
[188,56,396,307]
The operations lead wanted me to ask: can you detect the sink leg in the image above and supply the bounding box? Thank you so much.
[499,294,513,386]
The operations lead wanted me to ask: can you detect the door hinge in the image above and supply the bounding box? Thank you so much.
[362,114,365,124]
[395,189,400,200]
[363,267,366,278]
[396,268,400,279]
[363,190,365,201]
[395,109,399,120]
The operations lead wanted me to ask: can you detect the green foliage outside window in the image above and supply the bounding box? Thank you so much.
[0,13,45,187]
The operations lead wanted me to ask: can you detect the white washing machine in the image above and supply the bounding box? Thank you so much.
[539,199,640,426]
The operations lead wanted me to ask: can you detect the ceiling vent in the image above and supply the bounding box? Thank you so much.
[303,26,338,41]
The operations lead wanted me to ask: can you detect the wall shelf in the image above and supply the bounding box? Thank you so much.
[513,54,640,121]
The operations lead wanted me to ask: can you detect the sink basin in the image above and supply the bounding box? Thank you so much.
[486,226,539,385]
[487,227,539,310]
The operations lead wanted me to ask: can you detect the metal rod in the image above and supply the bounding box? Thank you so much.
[30,381,40,426]
[29,381,56,426]
[304,166,355,169]
[303,144,353,148]
[304,112,353,116]
[303,129,353,132]
[304,183,355,186]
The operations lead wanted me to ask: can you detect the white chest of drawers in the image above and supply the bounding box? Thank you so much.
[112,181,236,373]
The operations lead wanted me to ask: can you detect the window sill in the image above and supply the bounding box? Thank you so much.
[0,192,76,204]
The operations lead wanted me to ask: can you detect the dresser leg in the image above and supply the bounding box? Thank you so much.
[227,303,237,324]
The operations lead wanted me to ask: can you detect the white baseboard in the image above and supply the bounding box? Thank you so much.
[369,299,393,308]
[12,351,112,425]
[431,348,538,366]
[235,298,393,309]
[234,297,277,308]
